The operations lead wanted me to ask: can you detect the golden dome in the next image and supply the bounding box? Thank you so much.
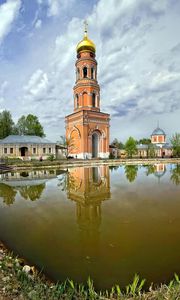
[76,21,96,53]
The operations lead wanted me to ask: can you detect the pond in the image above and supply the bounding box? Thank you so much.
[0,163,180,290]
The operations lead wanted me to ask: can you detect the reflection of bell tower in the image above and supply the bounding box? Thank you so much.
[65,21,110,159]
[67,166,110,258]
[67,166,110,208]
[67,166,110,232]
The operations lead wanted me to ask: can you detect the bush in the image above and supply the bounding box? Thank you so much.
[109,153,115,159]
[47,154,55,161]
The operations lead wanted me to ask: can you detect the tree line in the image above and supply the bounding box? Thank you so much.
[111,134,180,158]
[0,110,45,139]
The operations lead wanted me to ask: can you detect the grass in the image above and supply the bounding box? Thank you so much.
[1,246,180,299]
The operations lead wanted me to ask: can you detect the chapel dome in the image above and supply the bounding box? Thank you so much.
[151,127,166,136]
[76,23,96,53]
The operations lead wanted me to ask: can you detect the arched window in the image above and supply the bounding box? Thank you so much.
[76,94,79,108]
[92,93,96,107]
[91,67,94,79]
[83,67,88,78]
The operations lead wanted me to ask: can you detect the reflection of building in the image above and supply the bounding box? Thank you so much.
[145,163,166,182]
[65,23,110,159]
[0,169,58,181]
[154,163,166,179]
[0,135,56,160]
[67,166,110,230]
[137,126,173,158]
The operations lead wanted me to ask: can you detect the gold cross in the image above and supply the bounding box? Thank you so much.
[84,20,88,33]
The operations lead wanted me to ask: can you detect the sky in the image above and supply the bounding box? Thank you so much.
[0,0,180,142]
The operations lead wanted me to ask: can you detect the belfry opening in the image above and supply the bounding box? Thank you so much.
[65,21,110,159]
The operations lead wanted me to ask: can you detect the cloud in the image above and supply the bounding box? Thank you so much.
[0,0,180,142]
[35,19,42,29]
[24,69,50,99]
[0,0,21,44]
[37,0,75,17]
[0,97,4,104]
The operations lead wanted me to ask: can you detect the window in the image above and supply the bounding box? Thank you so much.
[83,66,88,78]
[91,67,94,79]
[49,148,51,154]
[43,148,46,154]
[76,94,79,108]
[10,148,13,154]
[33,148,36,154]
[92,93,96,107]
[4,148,7,154]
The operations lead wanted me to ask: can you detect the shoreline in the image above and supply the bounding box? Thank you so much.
[1,241,180,300]
[5,157,180,171]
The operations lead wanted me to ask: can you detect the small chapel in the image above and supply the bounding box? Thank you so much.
[65,23,110,159]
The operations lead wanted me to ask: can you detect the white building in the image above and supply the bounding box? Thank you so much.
[0,135,56,160]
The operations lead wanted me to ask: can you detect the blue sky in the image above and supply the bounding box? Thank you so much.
[0,0,180,142]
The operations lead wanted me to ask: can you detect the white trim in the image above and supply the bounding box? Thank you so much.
[70,152,109,159]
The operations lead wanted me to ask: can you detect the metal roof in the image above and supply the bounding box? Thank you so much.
[0,135,55,145]
[151,127,166,136]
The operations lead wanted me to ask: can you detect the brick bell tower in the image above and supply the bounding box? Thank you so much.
[65,22,110,159]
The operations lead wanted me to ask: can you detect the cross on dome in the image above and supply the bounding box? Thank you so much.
[84,20,88,36]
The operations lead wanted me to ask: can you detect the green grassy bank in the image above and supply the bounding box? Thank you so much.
[1,243,180,299]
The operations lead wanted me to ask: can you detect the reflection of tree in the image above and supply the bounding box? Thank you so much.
[18,184,45,201]
[124,165,138,182]
[109,165,119,172]
[171,164,180,185]
[0,183,17,206]
[58,172,81,192]
[145,165,156,176]
[58,173,68,191]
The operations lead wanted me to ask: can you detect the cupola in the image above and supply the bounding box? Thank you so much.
[76,21,96,54]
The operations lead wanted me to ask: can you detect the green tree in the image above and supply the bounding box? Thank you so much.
[111,138,124,149]
[147,143,156,158]
[138,138,151,145]
[124,136,137,158]
[16,114,45,137]
[125,165,138,182]
[171,133,180,157]
[0,110,14,139]
[58,135,76,158]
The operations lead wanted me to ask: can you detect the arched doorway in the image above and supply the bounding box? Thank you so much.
[20,147,28,157]
[92,133,99,158]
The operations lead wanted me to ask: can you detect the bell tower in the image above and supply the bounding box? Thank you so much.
[65,22,110,159]
[74,21,100,113]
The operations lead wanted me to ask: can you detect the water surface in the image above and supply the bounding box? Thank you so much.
[0,164,180,290]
